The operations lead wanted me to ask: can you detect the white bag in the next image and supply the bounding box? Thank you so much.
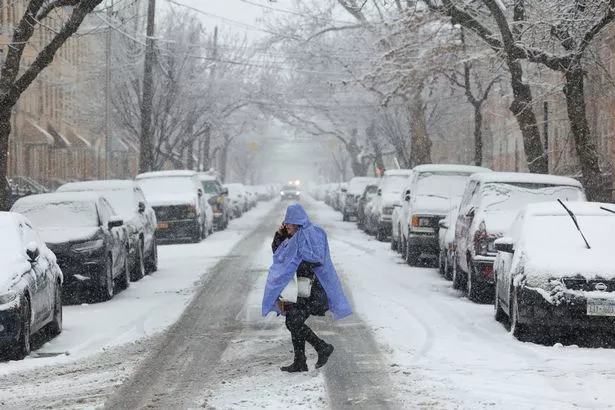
[280,275,298,303]
[297,277,313,298]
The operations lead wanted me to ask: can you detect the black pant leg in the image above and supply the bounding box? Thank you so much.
[285,305,311,361]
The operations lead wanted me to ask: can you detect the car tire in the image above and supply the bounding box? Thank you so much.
[444,252,453,281]
[452,260,463,290]
[45,284,63,337]
[438,249,446,275]
[118,254,130,291]
[191,224,201,243]
[342,212,349,222]
[391,235,398,251]
[146,238,158,274]
[467,264,480,302]
[130,240,145,281]
[494,279,506,324]
[7,296,31,360]
[405,244,420,266]
[376,228,387,242]
[510,288,532,341]
[98,256,115,302]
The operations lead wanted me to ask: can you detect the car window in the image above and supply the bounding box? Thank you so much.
[21,222,42,247]
[135,187,147,204]
[201,180,221,195]
[15,200,100,228]
[98,198,113,224]
[459,181,477,213]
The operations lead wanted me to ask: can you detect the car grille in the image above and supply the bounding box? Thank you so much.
[153,205,189,221]
[562,278,615,292]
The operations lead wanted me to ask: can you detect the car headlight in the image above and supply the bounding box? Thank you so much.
[0,290,17,305]
[72,239,104,253]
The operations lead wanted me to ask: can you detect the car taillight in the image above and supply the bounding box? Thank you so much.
[482,265,493,277]
[186,204,197,217]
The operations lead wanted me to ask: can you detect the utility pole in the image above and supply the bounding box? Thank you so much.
[139,0,156,173]
[543,101,549,172]
[104,0,113,178]
[202,26,218,171]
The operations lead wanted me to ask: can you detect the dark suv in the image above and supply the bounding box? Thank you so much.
[198,172,230,230]
[280,184,300,201]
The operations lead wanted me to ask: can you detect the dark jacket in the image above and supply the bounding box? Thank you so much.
[272,231,329,315]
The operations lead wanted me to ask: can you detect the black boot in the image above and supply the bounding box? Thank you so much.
[280,360,308,372]
[315,343,334,369]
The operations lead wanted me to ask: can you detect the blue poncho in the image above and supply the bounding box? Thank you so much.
[261,203,352,320]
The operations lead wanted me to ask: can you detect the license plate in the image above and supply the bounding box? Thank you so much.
[157,222,169,229]
[587,299,615,316]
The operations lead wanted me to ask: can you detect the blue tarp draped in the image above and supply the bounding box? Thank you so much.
[261,203,352,320]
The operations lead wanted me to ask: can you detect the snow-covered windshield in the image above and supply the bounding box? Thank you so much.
[14,201,99,228]
[0,219,21,257]
[348,179,374,195]
[481,183,585,213]
[526,214,615,251]
[365,185,379,195]
[415,173,471,199]
[380,176,407,194]
[139,177,195,198]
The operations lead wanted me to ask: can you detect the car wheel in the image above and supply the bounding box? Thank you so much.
[7,296,31,360]
[130,240,145,281]
[376,228,387,242]
[118,253,130,291]
[444,252,453,281]
[391,234,398,251]
[342,212,349,222]
[405,244,420,266]
[191,224,201,243]
[494,278,506,324]
[467,264,479,301]
[452,260,463,290]
[438,249,446,275]
[98,256,115,302]
[46,284,63,337]
[146,238,158,274]
[510,288,531,341]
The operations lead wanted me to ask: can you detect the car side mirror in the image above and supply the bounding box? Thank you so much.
[404,194,411,202]
[108,216,124,229]
[494,237,514,253]
[26,241,39,263]
[341,188,347,193]
[465,207,475,218]
[222,187,229,195]
[197,188,203,197]
[377,189,382,196]
[438,219,449,229]
[138,201,146,213]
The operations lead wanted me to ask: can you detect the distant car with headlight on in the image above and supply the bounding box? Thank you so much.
[493,201,615,342]
[11,192,130,302]
[280,184,300,201]
[0,212,63,360]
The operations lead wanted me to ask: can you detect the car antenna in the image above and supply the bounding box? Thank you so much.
[557,199,590,249]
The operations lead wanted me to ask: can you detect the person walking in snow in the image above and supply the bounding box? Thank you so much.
[262,203,352,372]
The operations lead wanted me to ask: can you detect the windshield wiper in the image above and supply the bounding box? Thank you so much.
[600,206,615,215]
[424,194,448,200]
[557,199,590,249]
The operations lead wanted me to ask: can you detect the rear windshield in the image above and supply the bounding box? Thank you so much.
[14,201,99,228]
[201,181,220,195]
[415,173,472,199]
[282,185,298,191]
[481,183,585,212]
[139,177,195,197]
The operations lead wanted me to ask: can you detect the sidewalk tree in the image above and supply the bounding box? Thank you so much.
[0,0,105,208]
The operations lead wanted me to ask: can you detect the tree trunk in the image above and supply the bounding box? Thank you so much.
[219,135,230,182]
[564,66,604,201]
[0,111,11,211]
[347,138,368,176]
[408,94,432,167]
[506,59,548,174]
[473,105,483,166]
[202,125,211,171]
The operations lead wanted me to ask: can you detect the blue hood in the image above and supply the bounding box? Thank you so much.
[262,203,352,320]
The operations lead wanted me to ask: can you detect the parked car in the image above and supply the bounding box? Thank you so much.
[342,177,378,222]
[367,169,412,241]
[438,202,461,280]
[0,212,63,360]
[401,164,491,266]
[357,182,380,229]
[56,180,158,280]
[225,183,249,216]
[280,184,300,201]
[136,170,210,243]
[11,192,131,302]
[493,201,615,342]
[197,173,230,230]
[454,172,586,302]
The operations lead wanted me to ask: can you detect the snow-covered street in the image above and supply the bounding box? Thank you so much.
[2,196,615,409]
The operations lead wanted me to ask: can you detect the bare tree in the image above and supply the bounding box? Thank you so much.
[0,0,105,208]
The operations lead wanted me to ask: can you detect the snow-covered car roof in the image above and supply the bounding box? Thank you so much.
[136,170,197,180]
[470,172,582,187]
[384,169,412,177]
[57,179,135,192]
[412,164,491,174]
[347,177,379,195]
[11,191,103,209]
[197,173,218,181]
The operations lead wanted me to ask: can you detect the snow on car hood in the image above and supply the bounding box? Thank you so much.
[412,196,456,215]
[38,227,100,245]
[144,193,195,207]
